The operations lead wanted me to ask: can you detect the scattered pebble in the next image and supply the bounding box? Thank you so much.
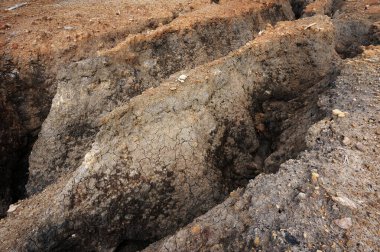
[212,68,222,75]
[355,142,366,152]
[264,90,272,95]
[63,26,76,30]
[272,231,278,240]
[7,203,19,213]
[229,190,239,198]
[297,192,307,199]
[375,127,380,135]
[177,74,188,83]
[190,224,201,235]
[332,109,348,118]
[332,196,357,209]
[311,172,319,184]
[342,136,351,146]
[334,217,352,229]
[254,236,260,246]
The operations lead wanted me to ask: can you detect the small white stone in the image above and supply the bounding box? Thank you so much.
[297,192,307,199]
[334,217,352,229]
[332,196,357,209]
[342,136,351,146]
[332,109,347,118]
[63,26,76,30]
[177,74,188,83]
[7,203,19,213]
[355,142,366,152]
[264,90,272,95]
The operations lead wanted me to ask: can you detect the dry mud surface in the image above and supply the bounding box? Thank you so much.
[0,0,379,251]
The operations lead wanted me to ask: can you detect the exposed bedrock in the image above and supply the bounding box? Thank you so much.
[27,0,295,195]
[0,16,337,251]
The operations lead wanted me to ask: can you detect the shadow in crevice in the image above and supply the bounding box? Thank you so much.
[212,71,340,197]
[114,239,152,252]
[334,20,380,59]
[290,0,307,19]
[0,58,50,218]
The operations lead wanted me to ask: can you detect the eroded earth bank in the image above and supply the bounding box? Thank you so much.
[0,0,379,251]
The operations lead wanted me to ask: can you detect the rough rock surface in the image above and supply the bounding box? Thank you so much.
[0,16,337,251]
[145,46,380,252]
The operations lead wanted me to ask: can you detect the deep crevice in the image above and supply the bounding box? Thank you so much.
[114,239,152,252]
[213,72,338,196]
[9,133,36,203]
[290,0,307,19]
[331,0,379,59]
[0,57,50,217]
[333,18,373,59]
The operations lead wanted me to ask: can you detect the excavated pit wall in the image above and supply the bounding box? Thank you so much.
[0,0,378,249]
[0,16,337,251]
[0,0,295,216]
[2,0,377,220]
[27,0,294,195]
[0,0,227,216]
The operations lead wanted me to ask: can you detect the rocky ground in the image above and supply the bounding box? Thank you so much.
[0,0,379,251]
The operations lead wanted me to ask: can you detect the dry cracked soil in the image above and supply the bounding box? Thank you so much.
[0,0,379,251]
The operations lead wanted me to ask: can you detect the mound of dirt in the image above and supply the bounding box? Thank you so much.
[145,45,380,252]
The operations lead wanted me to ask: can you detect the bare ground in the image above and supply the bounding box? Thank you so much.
[0,0,379,251]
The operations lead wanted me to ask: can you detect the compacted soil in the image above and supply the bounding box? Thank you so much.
[0,0,379,251]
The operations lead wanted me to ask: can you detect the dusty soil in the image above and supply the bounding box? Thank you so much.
[145,45,380,252]
[0,0,379,251]
[0,0,215,215]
